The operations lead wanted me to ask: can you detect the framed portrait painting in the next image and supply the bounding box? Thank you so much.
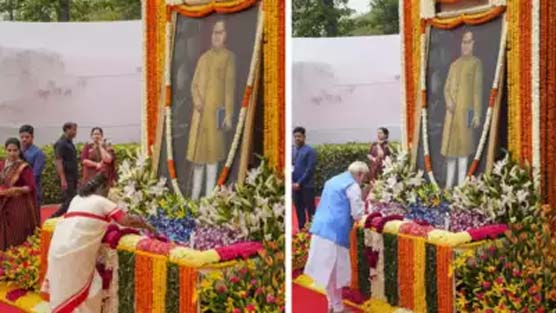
[413,8,508,189]
[156,2,263,199]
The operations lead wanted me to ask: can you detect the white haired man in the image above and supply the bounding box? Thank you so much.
[304,161,369,313]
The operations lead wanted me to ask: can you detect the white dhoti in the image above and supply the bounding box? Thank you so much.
[304,235,351,312]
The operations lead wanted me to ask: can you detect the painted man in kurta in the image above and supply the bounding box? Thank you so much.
[441,30,483,188]
[187,19,236,199]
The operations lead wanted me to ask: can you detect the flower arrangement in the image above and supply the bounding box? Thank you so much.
[109,149,167,216]
[451,155,539,224]
[196,159,285,242]
[192,225,243,251]
[455,203,556,311]
[158,193,198,219]
[370,148,426,206]
[147,207,196,244]
[198,236,285,313]
[292,224,311,271]
[0,229,41,291]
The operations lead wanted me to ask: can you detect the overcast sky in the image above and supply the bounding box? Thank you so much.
[349,0,370,15]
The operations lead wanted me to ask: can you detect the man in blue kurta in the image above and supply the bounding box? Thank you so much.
[20,125,46,207]
[292,126,317,230]
[304,161,369,313]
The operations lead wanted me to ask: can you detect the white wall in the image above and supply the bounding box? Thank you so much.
[0,21,142,146]
[292,35,402,144]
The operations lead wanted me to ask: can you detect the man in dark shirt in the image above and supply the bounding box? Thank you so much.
[19,125,46,207]
[292,126,317,230]
[51,122,79,217]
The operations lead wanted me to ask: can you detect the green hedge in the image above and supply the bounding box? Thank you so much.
[0,143,139,205]
[313,142,400,195]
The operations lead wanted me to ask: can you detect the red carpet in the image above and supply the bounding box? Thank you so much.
[293,283,361,313]
[0,301,25,313]
[41,205,59,224]
[292,197,320,235]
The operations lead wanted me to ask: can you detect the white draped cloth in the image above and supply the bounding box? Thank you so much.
[304,183,364,290]
[42,194,124,313]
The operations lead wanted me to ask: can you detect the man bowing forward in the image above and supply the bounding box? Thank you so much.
[304,161,369,313]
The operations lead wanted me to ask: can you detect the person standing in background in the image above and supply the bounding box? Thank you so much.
[292,126,317,230]
[0,138,39,250]
[51,122,79,218]
[367,127,391,184]
[81,127,117,187]
[19,124,46,208]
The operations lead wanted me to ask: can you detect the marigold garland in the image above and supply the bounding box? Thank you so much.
[402,0,415,147]
[170,0,258,17]
[349,226,359,291]
[152,255,168,313]
[436,245,454,313]
[520,0,533,165]
[412,0,421,149]
[397,235,414,310]
[425,6,505,29]
[263,0,285,173]
[38,229,52,288]
[135,253,154,313]
[540,0,556,206]
[507,0,521,160]
[179,266,198,313]
[413,237,427,312]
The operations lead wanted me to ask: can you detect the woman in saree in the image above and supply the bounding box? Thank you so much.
[81,127,117,186]
[0,137,39,251]
[43,173,154,313]
[367,127,391,184]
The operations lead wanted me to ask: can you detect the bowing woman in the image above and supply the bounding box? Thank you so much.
[0,137,39,251]
[43,173,154,313]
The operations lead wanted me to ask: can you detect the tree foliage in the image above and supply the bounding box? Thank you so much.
[0,0,141,22]
[293,0,399,37]
[292,0,353,37]
[348,0,399,36]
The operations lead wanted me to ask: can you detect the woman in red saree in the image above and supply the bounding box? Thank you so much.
[367,127,391,184]
[81,127,116,186]
[0,138,39,251]
[43,174,153,313]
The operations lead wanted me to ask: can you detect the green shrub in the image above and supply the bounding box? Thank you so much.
[0,143,140,205]
[312,142,400,194]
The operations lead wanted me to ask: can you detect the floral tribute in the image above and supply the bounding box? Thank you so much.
[109,149,167,216]
[198,236,285,313]
[196,159,285,243]
[455,204,556,312]
[0,229,41,292]
[292,224,311,274]
[369,152,536,232]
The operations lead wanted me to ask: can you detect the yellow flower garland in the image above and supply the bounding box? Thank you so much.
[169,247,221,267]
[413,237,427,312]
[508,0,521,159]
[152,255,168,313]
